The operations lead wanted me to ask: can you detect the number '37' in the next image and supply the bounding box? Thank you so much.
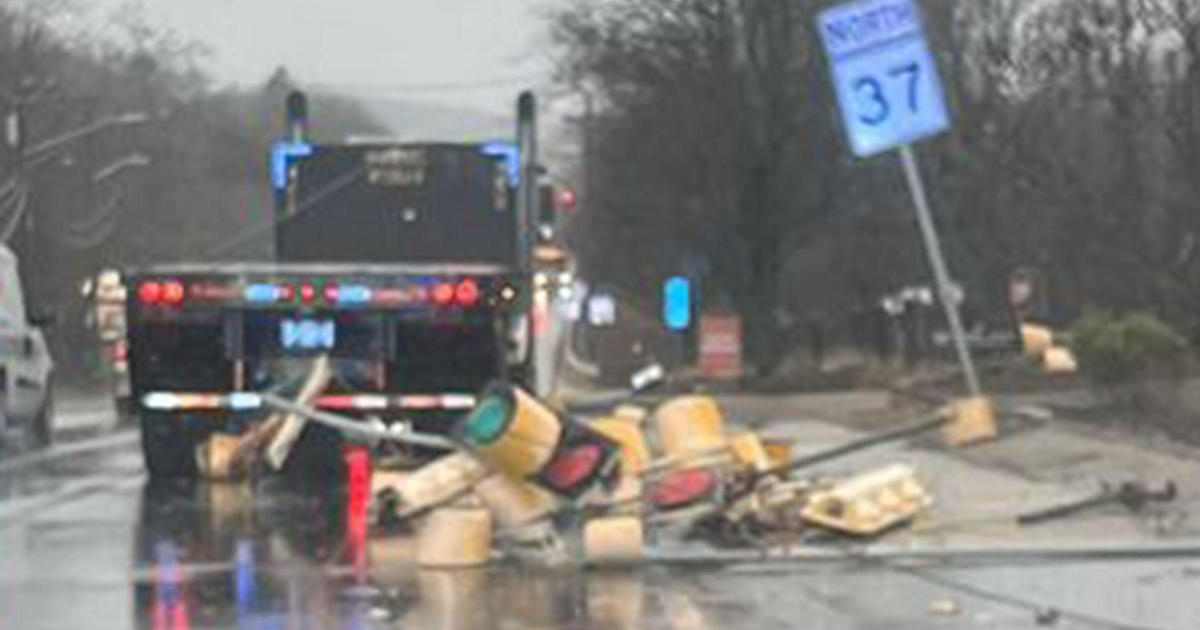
[853,62,921,126]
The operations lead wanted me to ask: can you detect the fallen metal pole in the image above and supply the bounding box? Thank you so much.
[646,539,1200,567]
[767,413,944,479]
[739,412,945,487]
[1017,480,1177,526]
[719,412,945,505]
[260,393,456,450]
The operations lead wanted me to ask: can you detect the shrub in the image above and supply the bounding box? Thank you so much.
[1070,312,1189,389]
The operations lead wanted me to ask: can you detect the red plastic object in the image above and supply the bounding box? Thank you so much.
[649,468,718,509]
[343,445,371,579]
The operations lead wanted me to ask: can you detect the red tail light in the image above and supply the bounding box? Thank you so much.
[278,284,296,302]
[317,396,355,411]
[300,283,317,304]
[431,282,455,306]
[323,284,340,304]
[138,282,163,305]
[455,279,480,307]
[161,281,185,306]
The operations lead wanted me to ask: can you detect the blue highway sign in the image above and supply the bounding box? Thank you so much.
[818,0,950,157]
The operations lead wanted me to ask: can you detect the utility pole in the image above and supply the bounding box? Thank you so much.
[10,78,36,304]
[3,77,150,305]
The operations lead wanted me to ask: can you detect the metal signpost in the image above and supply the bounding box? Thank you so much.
[818,0,981,395]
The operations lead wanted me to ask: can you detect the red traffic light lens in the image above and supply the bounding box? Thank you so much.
[649,467,718,509]
[543,444,602,492]
[557,188,577,211]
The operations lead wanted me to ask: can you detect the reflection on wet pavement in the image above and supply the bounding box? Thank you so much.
[4,459,1197,630]
[129,480,667,630]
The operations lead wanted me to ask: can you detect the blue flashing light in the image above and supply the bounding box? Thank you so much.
[481,140,520,187]
[245,283,280,304]
[337,285,372,306]
[271,141,313,191]
[228,392,263,411]
[663,276,692,331]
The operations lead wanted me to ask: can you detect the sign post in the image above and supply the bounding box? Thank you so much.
[818,0,981,395]
[898,145,981,394]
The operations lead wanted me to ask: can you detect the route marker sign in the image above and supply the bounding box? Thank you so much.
[818,0,982,397]
[818,0,949,157]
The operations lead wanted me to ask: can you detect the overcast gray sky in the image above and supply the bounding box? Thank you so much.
[82,0,554,115]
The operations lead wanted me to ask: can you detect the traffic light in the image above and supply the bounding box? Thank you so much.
[537,183,556,241]
[285,90,308,141]
[557,188,578,213]
[460,384,621,501]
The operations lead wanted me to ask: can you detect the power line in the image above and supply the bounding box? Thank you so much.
[306,73,545,96]
[198,164,368,261]
[0,186,30,244]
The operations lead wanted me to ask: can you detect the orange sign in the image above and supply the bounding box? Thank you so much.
[699,315,743,380]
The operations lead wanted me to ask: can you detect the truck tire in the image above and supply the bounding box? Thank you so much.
[278,423,344,481]
[140,413,199,479]
[30,390,53,448]
[114,396,135,427]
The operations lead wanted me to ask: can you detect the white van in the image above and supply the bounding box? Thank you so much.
[0,245,55,447]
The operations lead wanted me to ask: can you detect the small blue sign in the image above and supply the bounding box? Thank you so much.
[271,141,313,190]
[818,0,949,157]
[480,140,521,187]
[663,277,691,331]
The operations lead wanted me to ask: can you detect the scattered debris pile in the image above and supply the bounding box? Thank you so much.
[190,370,1185,570]
[367,385,951,568]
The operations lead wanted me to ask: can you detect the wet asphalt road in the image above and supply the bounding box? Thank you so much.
[2,416,1199,629]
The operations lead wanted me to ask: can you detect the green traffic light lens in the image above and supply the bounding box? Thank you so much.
[464,393,511,445]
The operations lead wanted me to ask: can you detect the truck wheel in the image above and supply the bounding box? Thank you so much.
[30,390,54,448]
[114,396,135,427]
[140,413,199,479]
[278,423,344,481]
